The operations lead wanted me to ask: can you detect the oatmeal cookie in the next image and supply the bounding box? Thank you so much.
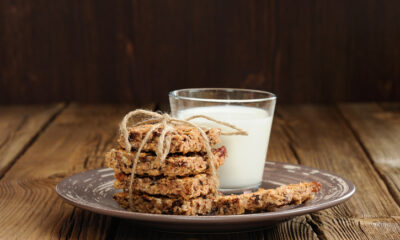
[215,182,321,215]
[113,173,218,200]
[114,192,216,215]
[118,124,221,154]
[105,146,226,177]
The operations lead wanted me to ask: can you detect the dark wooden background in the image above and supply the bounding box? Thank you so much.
[1,0,399,105]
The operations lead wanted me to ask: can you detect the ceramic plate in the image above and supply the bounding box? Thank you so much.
[56,162,355,232]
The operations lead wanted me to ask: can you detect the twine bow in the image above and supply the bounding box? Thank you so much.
[119,109,248,209]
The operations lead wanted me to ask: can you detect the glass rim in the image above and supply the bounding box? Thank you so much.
[169,88,276,103]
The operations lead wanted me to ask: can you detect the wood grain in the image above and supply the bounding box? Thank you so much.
[0,104,139,239]
[1,0,399,104]
[307,215,400,240]
[278,105,400,239]
[339,103,400,206]
[1,104,400,239]
[267,113,300,165]
[0,103,65,178]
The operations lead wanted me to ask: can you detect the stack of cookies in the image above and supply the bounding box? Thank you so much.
[105,124,227,215]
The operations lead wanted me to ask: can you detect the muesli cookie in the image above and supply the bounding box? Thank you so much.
[113,173,218,200]
[118,124,221,154]
[214,182,321,215]
[105,146,226,177]
[114,192,216,215]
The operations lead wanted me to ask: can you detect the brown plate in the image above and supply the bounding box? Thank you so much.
[56,162,355,232]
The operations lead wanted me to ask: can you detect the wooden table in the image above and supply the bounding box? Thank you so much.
[1,103,400,239]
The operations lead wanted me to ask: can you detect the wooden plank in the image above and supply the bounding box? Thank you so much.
[339,103,400,206]
[277,105,400,239]
[0,104,143,239]
[0,103,65,178]
[308,215,400,240]
[0,104,151,180]
[3,104,398,239]
[268,114,301,165]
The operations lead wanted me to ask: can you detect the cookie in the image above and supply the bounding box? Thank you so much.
[105,146,226,177]
[214,182,322,215]
[114,192,215,215]
[118,124,221,154]
[113,173,218,200]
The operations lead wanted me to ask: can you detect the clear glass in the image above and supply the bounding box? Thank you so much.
[169,88,276,193]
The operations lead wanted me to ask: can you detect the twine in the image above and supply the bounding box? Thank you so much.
[119,109,248,209]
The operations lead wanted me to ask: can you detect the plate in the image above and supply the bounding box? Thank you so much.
[56,162,355,232]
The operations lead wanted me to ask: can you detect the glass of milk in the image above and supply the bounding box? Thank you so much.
[169,88,276,193]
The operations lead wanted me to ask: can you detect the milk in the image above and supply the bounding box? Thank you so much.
[176,106,273,189]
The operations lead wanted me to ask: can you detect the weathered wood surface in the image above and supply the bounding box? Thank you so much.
[339,103,400,206]
[0,104,137,239]
[0,103,65,178]
[278,105,400,239]
[0,103,399,239]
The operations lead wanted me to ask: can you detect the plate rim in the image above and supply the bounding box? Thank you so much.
[56,161,356,223]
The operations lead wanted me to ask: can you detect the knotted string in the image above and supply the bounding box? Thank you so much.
[119,109,248,209]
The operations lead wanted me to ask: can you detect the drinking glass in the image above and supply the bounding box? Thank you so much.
[169,88,276,193]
